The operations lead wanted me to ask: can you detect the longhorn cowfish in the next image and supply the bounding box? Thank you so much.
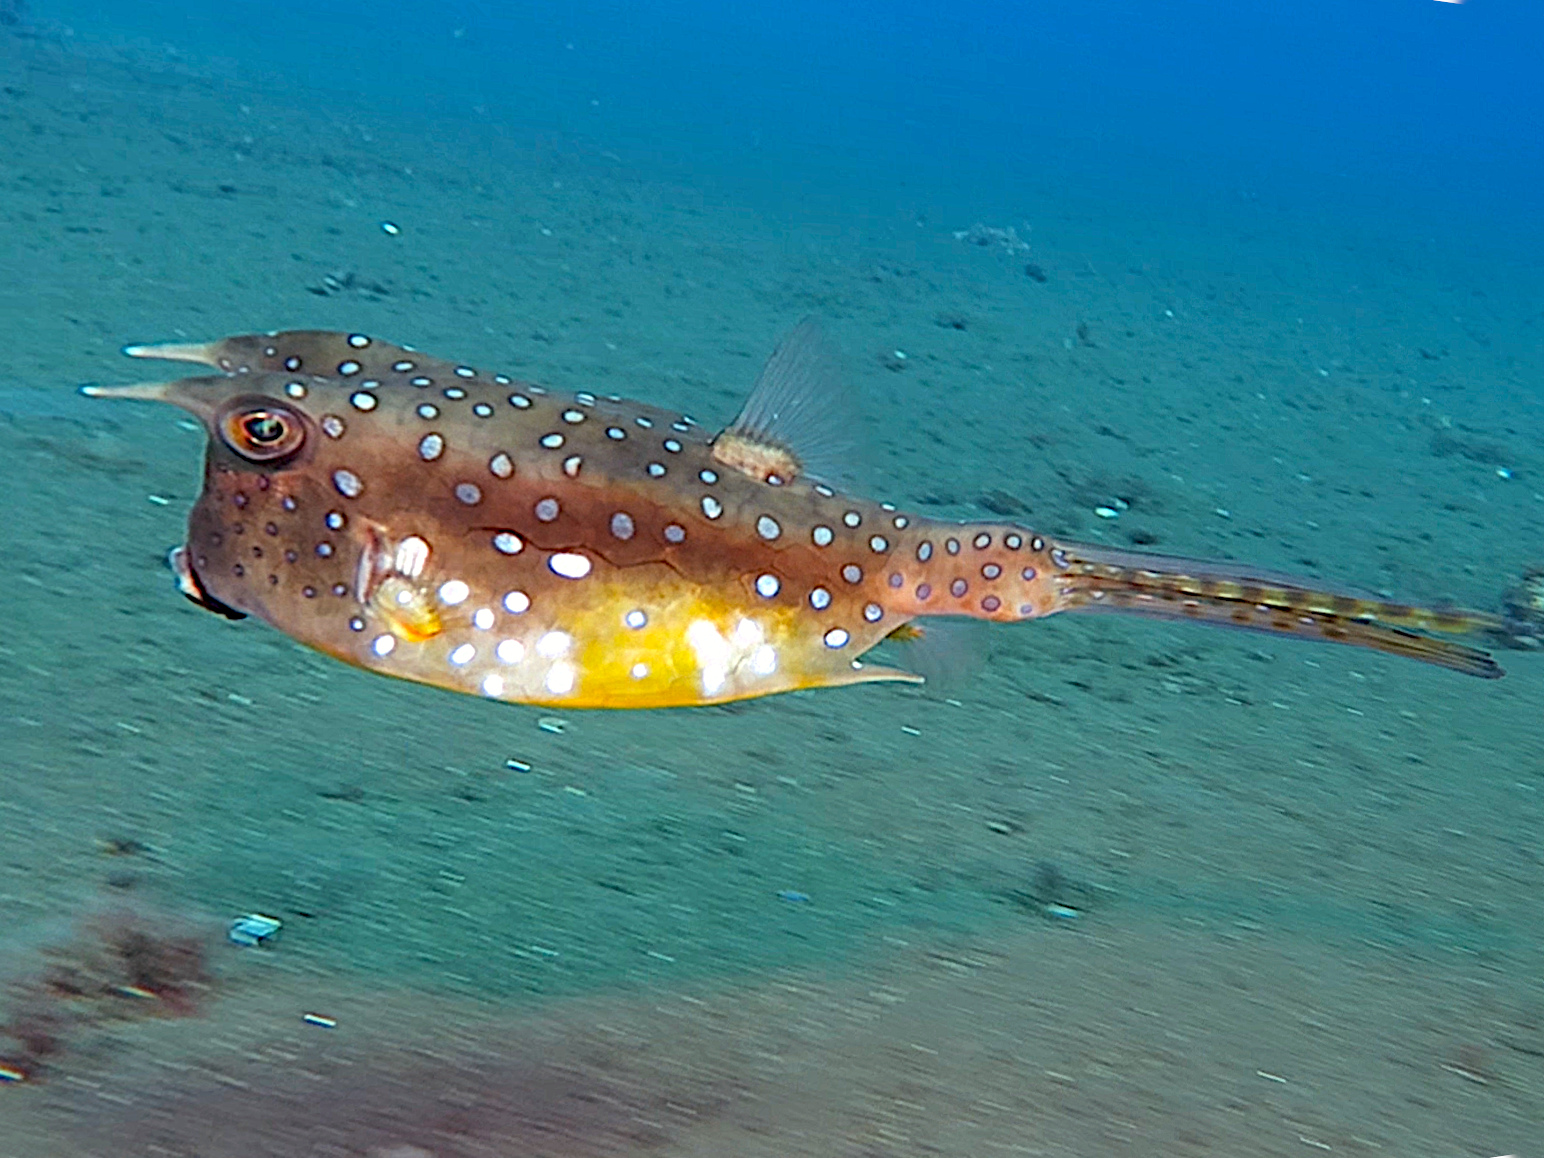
[84,321,1503,708]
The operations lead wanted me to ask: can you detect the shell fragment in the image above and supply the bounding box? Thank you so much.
[228,913,282,947]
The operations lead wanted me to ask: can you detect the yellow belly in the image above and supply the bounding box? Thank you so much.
[336,571,906,709]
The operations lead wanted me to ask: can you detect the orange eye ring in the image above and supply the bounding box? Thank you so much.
[219,402,307,462]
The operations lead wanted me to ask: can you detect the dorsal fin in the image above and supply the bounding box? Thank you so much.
[712,318,861,488]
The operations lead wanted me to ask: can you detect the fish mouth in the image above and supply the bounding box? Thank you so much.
[166,546,247,621]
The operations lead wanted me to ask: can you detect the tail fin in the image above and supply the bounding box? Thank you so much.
[1054,541,1504,679]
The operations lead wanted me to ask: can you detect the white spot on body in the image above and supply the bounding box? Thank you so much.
[496,639,525,663]
[322,415,346,439]
[648,462,667,478]
[756,515,781,540]
[750,644,777,677]
[489,452,514,478]
[540,433,565,449]
[482,673,505,697]
[545,662,576,696]
[449,643,476,666]
[372,634,395,656]
[843,511,861,528]
[630,662,650,680]
[473,608,495,630]
[562,455,583,477]
[755,573,780,598]
[810,587,832,610]
[824,628,850,649]
[611,512,636,540]
[687,620,732,698]
[493,532,523,555]
[812,526,834,547]
[418,434,445,461]
[624,609,648,629]
[549,553,591,579]
[701,496,723,519]
[438,579,470,605]
[350,391,377,411]
[535,497,560,522]
[502,590,531,613]
[332,469,363,498]
[536,631,572,659]
[455,482,482,505]
[417,403,439,420]
[869,536,889,553]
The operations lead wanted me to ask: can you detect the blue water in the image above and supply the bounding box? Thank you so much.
[46,0,1544,218]
[3,2,1542,1154]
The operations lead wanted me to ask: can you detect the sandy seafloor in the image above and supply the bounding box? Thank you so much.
[1,27,1543,1158]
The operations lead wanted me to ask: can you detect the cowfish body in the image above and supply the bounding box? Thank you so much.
[94,328,972,707]
[87,324,1504,707]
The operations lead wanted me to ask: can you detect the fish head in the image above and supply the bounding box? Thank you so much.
[86,372,407,654]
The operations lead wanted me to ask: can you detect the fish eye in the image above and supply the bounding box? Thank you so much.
[243,413,286,443]
[220,402,307,462]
